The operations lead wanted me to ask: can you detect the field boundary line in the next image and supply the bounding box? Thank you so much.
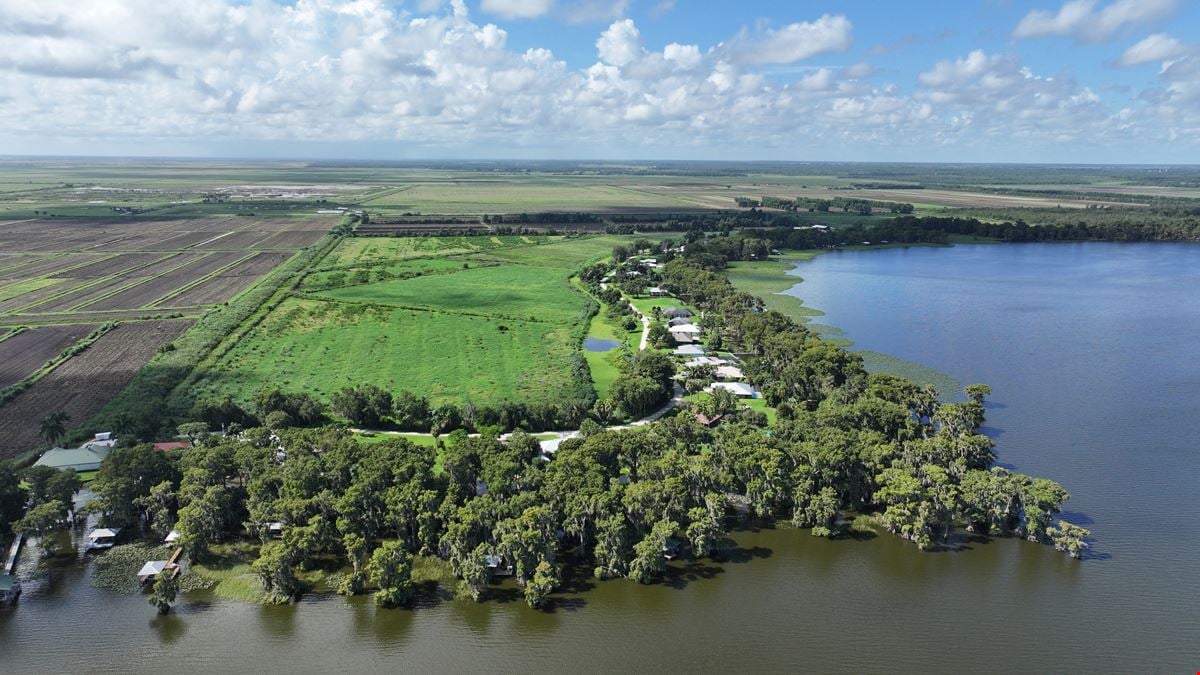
[6,252,177,313]
[70,252,217,312]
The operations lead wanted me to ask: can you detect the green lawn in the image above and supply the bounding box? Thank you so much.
[627,295,700,317]
[684,391,777,425]
[471,235,652,269]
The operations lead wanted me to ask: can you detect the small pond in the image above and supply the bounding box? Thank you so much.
[583,337,620,352]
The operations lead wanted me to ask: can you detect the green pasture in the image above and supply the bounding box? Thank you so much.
[192,297,581,407]
[319,263,584,321]
[326,235,545,266]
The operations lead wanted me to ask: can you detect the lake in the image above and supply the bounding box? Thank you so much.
[2,242,1197,672]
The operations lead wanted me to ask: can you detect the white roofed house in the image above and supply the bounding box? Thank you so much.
[648,286,670,297]
[674,344,706,357]
[685,356,726,368]
[706,382,758,398]
[671,331,696,345]
[668,323,701,336]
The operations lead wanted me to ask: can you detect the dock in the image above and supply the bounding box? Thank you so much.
[3,533,24,575]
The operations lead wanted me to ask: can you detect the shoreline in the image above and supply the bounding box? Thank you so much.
[726,249,961,395]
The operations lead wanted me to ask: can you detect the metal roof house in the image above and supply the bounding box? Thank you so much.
[33,445,111,472]
[674,344,706,356]
[668,323,701,335]
[706,382,758,398]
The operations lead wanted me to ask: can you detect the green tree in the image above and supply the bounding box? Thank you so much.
[0,462,26,536]
[253,540,301,604]
[628,519,676,584]
[39,411,70,447]
[1048,520,1090,559]
[524,559,558,609]
[135,480,178,540]
[92,444,178,526]
[149,569,179,614]
[368,541,413,608]
[177,421,210,446]
[456,543,492,601]
[15,500,67,555]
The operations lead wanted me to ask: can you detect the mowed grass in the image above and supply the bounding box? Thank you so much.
[194,297,581,407]
[319,264,585,321]
[328,235,546,266]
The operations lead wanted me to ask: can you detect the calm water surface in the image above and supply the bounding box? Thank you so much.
[2,242,1198,673]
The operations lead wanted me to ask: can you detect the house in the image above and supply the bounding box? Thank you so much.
[685,356,726,368]
[647,286,670,297]
[33,444,111,473]
[674,344,706,357]
[137,560,177,584]
[706,382,758,398]
[152,441,192,452]
[694,412,724,428]
[715,365,744,380]
[667,316,693,327]
[86,527,121,551]
[668,324,701,335]
[671,332,696,345]
[0,574,20,604]
[660,307,692,319]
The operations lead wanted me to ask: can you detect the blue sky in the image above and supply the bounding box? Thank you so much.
[0,0,1197,163]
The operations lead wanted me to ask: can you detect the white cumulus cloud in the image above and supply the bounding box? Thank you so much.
[1118,33,1189,66]
[1013,0,1177,42]
[720,14,853,66]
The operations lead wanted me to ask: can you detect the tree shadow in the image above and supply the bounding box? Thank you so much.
[661,559,725,590]
[924,531,993,553]
[1057,510,1095,525]
[714,545,772,564]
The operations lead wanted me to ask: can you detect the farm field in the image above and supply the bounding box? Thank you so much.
[0,323,98,389]
[0,319,192,455]
[325,235,542,266]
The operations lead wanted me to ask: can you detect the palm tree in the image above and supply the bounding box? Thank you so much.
[39,411,70,447]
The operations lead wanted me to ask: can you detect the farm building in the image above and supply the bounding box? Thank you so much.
[33,444,111,472]
[674,345,706,357]
[706,382,758,398]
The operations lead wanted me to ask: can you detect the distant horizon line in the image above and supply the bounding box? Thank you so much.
[1,153,1199,169]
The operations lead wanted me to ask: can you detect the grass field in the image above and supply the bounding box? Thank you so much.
[326,235,543,266]
[725,255,824,324]
[192,297,581,407]
[319,263,584,321]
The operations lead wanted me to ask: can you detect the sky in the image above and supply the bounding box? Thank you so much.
[0,0,1197,164]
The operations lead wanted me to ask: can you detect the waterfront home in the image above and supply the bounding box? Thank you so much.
[661,307,692,319]
[685,356,726,368]
[671,332,696,345]
[86,527,121,551]
[648,286,669,297]
[484,554,514,577]
[668,323,701,335]
[674,345,706,357]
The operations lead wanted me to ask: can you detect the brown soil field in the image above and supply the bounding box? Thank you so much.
[56,252,167,279]
[0,255,40,274]
[0,323,98,389]
[79,252,247,311]
[0,319,192,455]
[250,229,325,248]
[24,253,206,313]
[0,279,88,313]
[157,251,291,307]
[0,254,101,280]
[195,230,272,250]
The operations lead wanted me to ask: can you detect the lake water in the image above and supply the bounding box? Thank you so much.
[3,242,1198,672]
